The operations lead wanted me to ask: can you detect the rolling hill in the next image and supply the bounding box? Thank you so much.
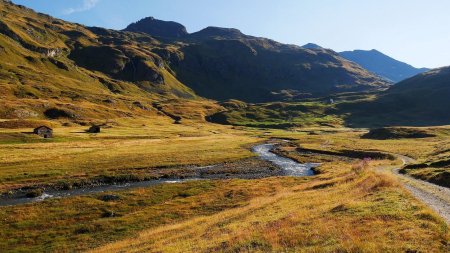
[0,1,221,122]
[339,66,450,127]
[340,49,429,83]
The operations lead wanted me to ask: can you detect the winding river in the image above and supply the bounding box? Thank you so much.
[0,143,317,206]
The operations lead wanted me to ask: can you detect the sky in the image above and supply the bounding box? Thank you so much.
[11,0,450,68]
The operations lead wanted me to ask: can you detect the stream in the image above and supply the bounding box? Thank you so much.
[0,143,318,206]
[252,144,319,176]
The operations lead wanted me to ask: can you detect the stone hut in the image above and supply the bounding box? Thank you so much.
[33,126,53,138]
[88,125,101,133]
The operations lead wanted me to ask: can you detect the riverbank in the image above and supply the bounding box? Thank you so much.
[0,143,318,206]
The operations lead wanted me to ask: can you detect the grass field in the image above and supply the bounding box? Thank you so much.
[266,125,450,187]
[91,158,448,253]
[0,117,260,192]
[0,120,449,252]
[1,147,448,252]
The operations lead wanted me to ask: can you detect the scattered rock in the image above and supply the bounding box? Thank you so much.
[132,101,149,110]
[98,194,120,202]
[101,209,117,218]
[25,188,44,198]
[87,125,101,133]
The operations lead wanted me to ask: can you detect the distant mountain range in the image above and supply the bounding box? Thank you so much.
[1,0,447,126]
[339,49,429,83]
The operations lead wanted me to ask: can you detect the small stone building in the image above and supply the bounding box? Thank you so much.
[33,126,53,138]
[88,125,101,133]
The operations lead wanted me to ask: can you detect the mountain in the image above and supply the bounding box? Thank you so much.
[175,37,389,102]
[124,17,188,38]
[301,43,323,49]
[126,20,390,102]
[339,67,450,127]
[0,1,220,121]
[339,49,429,83]
[0,0,390,123]
[188,26,245,40]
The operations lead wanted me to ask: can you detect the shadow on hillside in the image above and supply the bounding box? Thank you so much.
[338,100,450,128]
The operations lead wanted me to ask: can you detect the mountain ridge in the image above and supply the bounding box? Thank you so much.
[340,49,429,83]
[124,17,390,102]
[0,3,390,113]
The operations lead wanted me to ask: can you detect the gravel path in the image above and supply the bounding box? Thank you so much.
[391,155,450,225]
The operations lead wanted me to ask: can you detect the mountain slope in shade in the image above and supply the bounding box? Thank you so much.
[127,20,390,102]
[339,49,429,83]
[339,67,450,127]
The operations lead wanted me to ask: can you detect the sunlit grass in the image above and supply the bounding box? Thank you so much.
[0,117,260,191]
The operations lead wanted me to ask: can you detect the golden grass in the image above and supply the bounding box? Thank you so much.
[91,161,449,253]
[0,117,260,190]
[0,122,449,252]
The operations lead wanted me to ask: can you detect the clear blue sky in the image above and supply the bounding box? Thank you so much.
[12,0,450,68]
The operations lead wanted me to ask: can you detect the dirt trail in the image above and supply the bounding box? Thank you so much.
[385,155,450,225]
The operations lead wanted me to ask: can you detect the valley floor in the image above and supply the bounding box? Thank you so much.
[0,118,449,252]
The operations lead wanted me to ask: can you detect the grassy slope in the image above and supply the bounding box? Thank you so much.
[92,157,448,252]
[339,67,450,127]
[208,100,343,129]
[0,1,204,121]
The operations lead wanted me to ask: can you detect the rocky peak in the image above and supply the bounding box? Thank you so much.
[189,26,245,40]
[123,17,188,38]
[302,43,323,49]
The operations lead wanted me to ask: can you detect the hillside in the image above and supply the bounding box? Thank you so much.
[340,67,450,127]
[209,65,450,128]
[122,19,390,102]
[340,49,429,83]
[0,1,219,122]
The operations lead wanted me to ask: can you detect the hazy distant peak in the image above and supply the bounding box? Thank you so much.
[339,49,429,83]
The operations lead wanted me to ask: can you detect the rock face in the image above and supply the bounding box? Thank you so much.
[339,49,429,83]
[123,17,188,38]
